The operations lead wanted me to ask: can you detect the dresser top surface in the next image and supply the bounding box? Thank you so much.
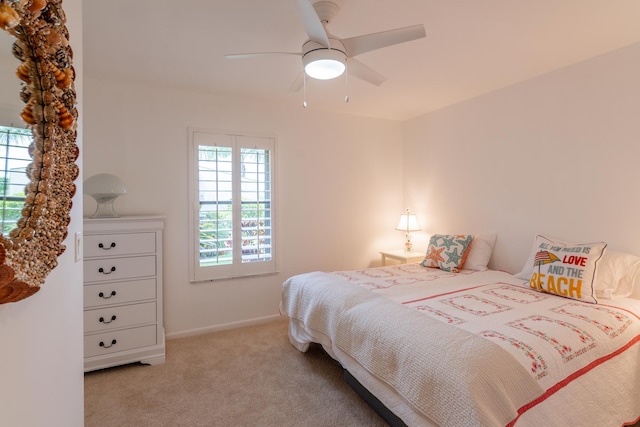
[83,216,165,232]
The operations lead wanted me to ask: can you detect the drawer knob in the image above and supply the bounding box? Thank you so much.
[98,291,116,299]
[98,266,116,274]
[98,242,116,250]
[99,339,117,349]
[99,315,117,324]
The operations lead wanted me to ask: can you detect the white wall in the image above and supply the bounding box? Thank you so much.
[83,80,404,336]
[403,42,640,274]
[0,42,22,126]
[82,25,640,340]
[0,1,84,426]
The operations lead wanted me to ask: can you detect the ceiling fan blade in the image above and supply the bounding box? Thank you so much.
[347,58,386,86]
[341,24,426,57]
[294,0,330,47]
[225,52,301,59]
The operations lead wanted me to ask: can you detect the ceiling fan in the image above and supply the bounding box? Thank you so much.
[225,0,426,91]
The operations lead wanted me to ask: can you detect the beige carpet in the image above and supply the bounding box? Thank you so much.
[85,317,388,427]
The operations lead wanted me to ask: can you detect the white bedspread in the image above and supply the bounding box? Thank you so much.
[281,265,640,427]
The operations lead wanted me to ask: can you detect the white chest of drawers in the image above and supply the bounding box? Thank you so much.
[83,216,165,372]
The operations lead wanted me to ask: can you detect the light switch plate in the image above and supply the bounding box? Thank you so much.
[74,231,82,262]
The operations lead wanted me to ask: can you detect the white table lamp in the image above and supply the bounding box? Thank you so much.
[395,208,421,252]
[84,174,127,218]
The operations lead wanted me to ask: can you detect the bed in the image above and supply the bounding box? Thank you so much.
[280,234,640,426]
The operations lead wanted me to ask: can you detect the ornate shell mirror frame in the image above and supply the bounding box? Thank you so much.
[0,0,78,304]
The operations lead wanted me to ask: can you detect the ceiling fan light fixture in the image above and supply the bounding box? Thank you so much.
[303,48,346,80]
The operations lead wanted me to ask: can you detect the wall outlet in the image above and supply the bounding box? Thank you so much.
[74,231,82,262]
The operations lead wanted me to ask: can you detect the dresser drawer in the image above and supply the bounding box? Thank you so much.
[84,278,156,308]
[84,255,156,283]
[84,325,157,358]
[84,232,156,258]
[84,301,157,333]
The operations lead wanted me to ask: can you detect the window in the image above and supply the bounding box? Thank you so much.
[188,129,276,281]
[0,126,31,234]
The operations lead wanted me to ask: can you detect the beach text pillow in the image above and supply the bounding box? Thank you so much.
[528,235,607,304]
[421,234,473,272]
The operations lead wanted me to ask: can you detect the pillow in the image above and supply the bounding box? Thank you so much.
[593,251,640,299]
[421,234,473,272]
[514,237,539,280]
[462,233,497,271]
[523,235,607,304]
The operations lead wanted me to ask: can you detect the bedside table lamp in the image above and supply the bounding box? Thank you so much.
[396,208,420,252]
[84,174,127,218]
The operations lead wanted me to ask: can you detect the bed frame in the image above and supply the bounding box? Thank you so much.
[344,369,407,427]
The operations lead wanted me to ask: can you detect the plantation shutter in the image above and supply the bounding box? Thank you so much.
[189,130,276,281]
[0,126,31,234]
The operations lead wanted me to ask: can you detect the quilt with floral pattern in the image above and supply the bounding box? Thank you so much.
[282,265,640,426]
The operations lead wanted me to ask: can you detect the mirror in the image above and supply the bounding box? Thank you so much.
[0,0,78,304]
[0,17,20,125]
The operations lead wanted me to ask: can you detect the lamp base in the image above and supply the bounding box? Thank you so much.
[90,197,120,218]
[404,234,413,252]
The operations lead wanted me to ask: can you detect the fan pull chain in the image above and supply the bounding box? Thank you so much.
[303,73,308,108]
[344,63,349,103]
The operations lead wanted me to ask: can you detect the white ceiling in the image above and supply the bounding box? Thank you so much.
[83,0,640,121]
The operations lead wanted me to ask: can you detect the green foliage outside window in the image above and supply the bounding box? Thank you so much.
[0,127,30,234]
[0,200,24,234]
[199,206,233,266]
[198,202,271,266]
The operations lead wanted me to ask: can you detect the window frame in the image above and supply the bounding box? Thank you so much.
[188,128,277,282]
[0,126,31,234]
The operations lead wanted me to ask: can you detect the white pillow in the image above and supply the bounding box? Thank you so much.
[463,233,497,271]
[515,238,538,280]
[594,251,640,299]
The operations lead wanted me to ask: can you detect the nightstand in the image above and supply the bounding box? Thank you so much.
[380,249,424,266]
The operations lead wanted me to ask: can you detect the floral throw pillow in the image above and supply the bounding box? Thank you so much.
[421,234,473,272]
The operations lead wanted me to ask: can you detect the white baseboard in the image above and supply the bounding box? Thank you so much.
[165,314,283,340]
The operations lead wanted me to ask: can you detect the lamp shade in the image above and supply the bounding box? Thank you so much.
[84,173,127,218]
[396,211,421,232]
